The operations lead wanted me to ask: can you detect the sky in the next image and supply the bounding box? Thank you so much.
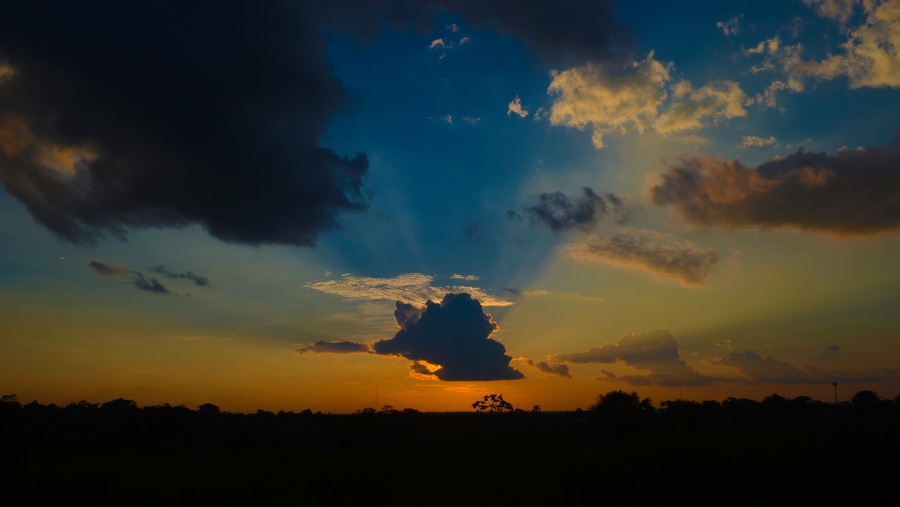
[1,0,898,413]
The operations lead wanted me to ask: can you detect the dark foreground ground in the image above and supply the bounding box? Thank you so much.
[2,397,898,506]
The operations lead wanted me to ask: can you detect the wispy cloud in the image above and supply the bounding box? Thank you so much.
[297,341,370,355]
[88,259,128,277]
[567,229,719,286]
[716,14,743,36]
[304,273,513,307]
[150,265,210,287]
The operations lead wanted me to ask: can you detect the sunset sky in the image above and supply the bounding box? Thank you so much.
[1,0,898,413]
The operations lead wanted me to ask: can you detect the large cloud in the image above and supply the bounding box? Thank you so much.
[555,330,712,387]
[567,229,719,286]
[318,0,632,67]
[373,293,524,381]
[648,140,900,236]
[0,2,368,246]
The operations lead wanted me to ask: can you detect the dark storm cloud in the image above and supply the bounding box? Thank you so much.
[297,340,371,355]
[150,265,210,287]
[88,260,129,277]
[0,2,368,246]
[555,330,712,387]
[317,0,632,66]
[506,210,523,222]
[523,187,633,232]
[373,293,524,381]
[526,359,571,379]
[132,272,169,295]
[648,139,900,236]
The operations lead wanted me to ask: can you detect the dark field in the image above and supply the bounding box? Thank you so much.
[3,394,898,506]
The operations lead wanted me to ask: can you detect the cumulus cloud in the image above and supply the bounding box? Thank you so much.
[655,80,748,135]
[0,2,369,246]
[373,293,524,381]
[740,135,778,148]
[567,229,719,286]
[547,52,750,147]
[802,0,860,23]
[428,38,446,49]
[88,260,128,277]
[648,140,900,236]
[508,96,529,118]
[555,330,712,387]
[548,52,670,148]
[150,265,210,287]
[304,273,513,307]
[747,1,900,90]
[297,340,370,354]
[522,187,636,232]
[526,359,571,378]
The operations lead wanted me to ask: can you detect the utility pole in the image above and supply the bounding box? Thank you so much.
[832,382,838,405]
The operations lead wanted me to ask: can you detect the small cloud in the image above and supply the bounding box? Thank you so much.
[507,95,529,118]
[428,38,446,49]
[716,14,743,36]
[465,221,484,242]
[459,36,470,45]
[739,135,777,148]
[522,187,635,232]
[88,259,129,277]
[451,274,480,281]
[132,272,170,295]
[461,116,481,125]
[297,340,370,354]
[447,23,460,33]
[373,294,524,381]
[150,265,210,287]
[506,210,523,222]
[526,359,571,379]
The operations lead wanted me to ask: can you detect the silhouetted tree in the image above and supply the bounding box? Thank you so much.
[589,390,654,432]
[197,403,221,417]
[472,394,514,413]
